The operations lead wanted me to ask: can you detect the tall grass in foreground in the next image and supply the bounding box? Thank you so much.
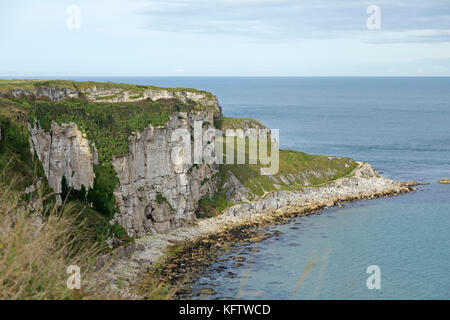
[0,175,113,299]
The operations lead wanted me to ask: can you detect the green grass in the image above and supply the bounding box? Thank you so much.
[196,136,357,214]
[196,165,230,218]
[215,116,266,130]
[67,201,132,247]
[224,149,357,197]
[0,101,50,191]
[197,193,230,218]
[213,135,357,197]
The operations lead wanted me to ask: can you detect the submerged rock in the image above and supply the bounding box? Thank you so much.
[199,288,217,295]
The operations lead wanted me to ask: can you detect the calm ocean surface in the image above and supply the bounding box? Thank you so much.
[27,76,450,299]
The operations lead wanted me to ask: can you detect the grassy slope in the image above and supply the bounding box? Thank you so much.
[217,117,357,197]
[214,116,266,130]
[226,149,356,197]
[197,149,356,218]
[196,117,357,217]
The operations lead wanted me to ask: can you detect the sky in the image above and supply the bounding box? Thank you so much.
[1,0,450,76]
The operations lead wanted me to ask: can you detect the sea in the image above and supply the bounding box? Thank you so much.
[13,76,450,299]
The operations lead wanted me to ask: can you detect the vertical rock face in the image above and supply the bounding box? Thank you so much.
[28,110,219,237]
[111,111,218,237]
[28,121,98,204]
[23,84,222,236]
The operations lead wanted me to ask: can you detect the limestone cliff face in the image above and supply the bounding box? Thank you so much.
[28,110,219,237]
[28,120,98,204]
[111,111,218,236]
[17,84,222,236]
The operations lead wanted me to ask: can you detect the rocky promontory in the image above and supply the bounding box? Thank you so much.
[109,161,419,298]
[0,79,420,299]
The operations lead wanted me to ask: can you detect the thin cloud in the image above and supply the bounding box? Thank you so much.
[135,0,450,43]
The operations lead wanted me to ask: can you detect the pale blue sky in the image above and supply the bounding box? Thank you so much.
[1,0,450,76]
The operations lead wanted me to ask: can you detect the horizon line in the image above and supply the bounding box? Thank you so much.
[2,75,450,79]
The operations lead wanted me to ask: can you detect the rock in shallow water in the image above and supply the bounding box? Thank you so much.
[199,288,217,295]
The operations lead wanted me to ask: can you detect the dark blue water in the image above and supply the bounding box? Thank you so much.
[16,76,450,299]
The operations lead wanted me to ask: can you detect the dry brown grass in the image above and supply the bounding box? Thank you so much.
[0,175,115,300]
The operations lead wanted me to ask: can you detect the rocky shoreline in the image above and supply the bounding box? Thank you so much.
[108,162,420,298]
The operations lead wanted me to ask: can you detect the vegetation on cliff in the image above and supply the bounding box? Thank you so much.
[0,98,132,242]
[1,95,198,218]
[214,116,266,130]
[197,150,356,217]
[196,132,356,217]
[226,149,356,196]
[0,100,49,191]
[5,96,195,162]
[215,117,357,196]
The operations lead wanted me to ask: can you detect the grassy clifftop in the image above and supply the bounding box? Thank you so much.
[225,150,356,196]
[215,116,267,130]
[213,115,357,198]
[197,118,357,217]
[197,148,357,218]
[0,79,215,99]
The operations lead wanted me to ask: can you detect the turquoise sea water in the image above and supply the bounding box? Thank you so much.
[18,76,450,299]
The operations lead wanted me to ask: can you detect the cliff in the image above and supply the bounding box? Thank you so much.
[1,80,222,237]
[0,79,421,299]
[0,79,401,243]
[110,111,218,235]
[0,79,220,107]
